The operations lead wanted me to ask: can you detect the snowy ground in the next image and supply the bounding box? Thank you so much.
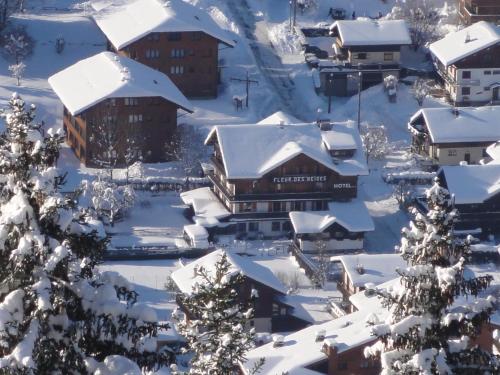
[107,192,190,249]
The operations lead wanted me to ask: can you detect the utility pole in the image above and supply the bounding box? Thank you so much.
[230,71,258,108]
[289,0,297,33]
[357,71,362,130]
[327,73,334,114]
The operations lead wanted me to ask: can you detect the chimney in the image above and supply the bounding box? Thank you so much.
[315,330,326,342]
[272,334,284,348]
[356,263,365,275]
[323,339,339,374]
[279,120,285,129]
[465,32,471,43]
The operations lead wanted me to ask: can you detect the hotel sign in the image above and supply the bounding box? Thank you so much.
[273,176,327,183]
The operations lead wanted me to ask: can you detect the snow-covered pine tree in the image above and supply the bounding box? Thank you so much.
[0,93,170,373]
[172,252,264,375]
[365,179,500,374]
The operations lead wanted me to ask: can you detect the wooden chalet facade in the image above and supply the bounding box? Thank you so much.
[459,0,500,25]
[408,106,500,165]
[324,20,411,95]
[430,21,500,106]
[49,52,193,167]
[171,250,310,333]
[181,123,372,251]
[92,0,235,98]
[418,165,500,235]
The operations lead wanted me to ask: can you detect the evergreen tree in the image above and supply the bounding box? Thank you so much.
[365,179,500,374]
[172,252,264,375]
[0,93,170,373]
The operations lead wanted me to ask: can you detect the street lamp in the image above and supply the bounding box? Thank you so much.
[357,71,362,130]
[327,73,334,114]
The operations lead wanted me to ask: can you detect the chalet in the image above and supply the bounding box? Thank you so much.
[325,19,411,94]
[48,52,193,167]
[171,249,311,333]
[459,0,500,25]
[331,253,406,313]
[429,21,500,106]
[408,106,500,165]
[241,276,500,375]
[92,0,235,98]
[434,164,500,234]
[289,200,374,253]
[181,122,373,252]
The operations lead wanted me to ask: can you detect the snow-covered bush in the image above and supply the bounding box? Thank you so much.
[0,93,171,372]
[2,25,33,63]
[87,176,136,225]
[413,78,431,106]
[365,179,499,373]
[172,252,264,375]
[387,0,442,49]
[361,124,390,160]
[8,61,25,86]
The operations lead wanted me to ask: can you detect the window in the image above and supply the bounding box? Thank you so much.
[282,221,291,231]
[462,71,471,79]
[168,32,181,41]
[191,32,202,41]
[170,48,185,58]
[272,201,283,212]
[280,307,287,316]
[240,202,255,212]
[109,98,116,106]
[484,70,492,75]
[272,222,281,232]
[236,222,246,232]
[338,362,348,370]
[485,86,491,91]
[313,200,326,211]
[493,70,500,75]
[461,87,471,96]
[383,52,393,61]
[272,303,279,316]
[170,65,184,75]
[128,114,143,123]
[334,231,344,239]
[292,201,305,211]
[356,52,367,59]
[124,97,139,106]
[145,49,160,59]
[146,33,160,41]
[248,222,259,232]
[129,50,137,59]
[448,149,457,157]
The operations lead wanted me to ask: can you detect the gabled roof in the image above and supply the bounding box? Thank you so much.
[257,110,300,125]
[48,52,193,115]
[205,123,368,179]
[242,284,388,375]
[330,19,411,46]
[171,249,287,296]
[92,0,235,49]
[440,164,500,204]
[408,106,500,144]
[486,141,500,162]
[429,21,500,66]
[331,253,406,288]
[289,199,374,234]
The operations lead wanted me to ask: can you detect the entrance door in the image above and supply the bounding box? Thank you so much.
[464,152,471,164]
[493,86,500,101]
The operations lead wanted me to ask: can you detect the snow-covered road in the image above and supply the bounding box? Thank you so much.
[226,0,311,121]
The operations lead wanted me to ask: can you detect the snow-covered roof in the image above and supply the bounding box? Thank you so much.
[331,253,406,288]
[242,287,388,375]
[330,19,411,46]
[257,111,300,125]
[180,187,231,227]
[440,164,500,204]
[205,123,368,179]
[92,0,235,49]
[409,106,500,144]
[171,249,287,295]
[48,51,193,116]
[183,224,208,240]
[321,127,357,151]
[429,21,500,66]
[289,199,374,234]
[486,141,500,162]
